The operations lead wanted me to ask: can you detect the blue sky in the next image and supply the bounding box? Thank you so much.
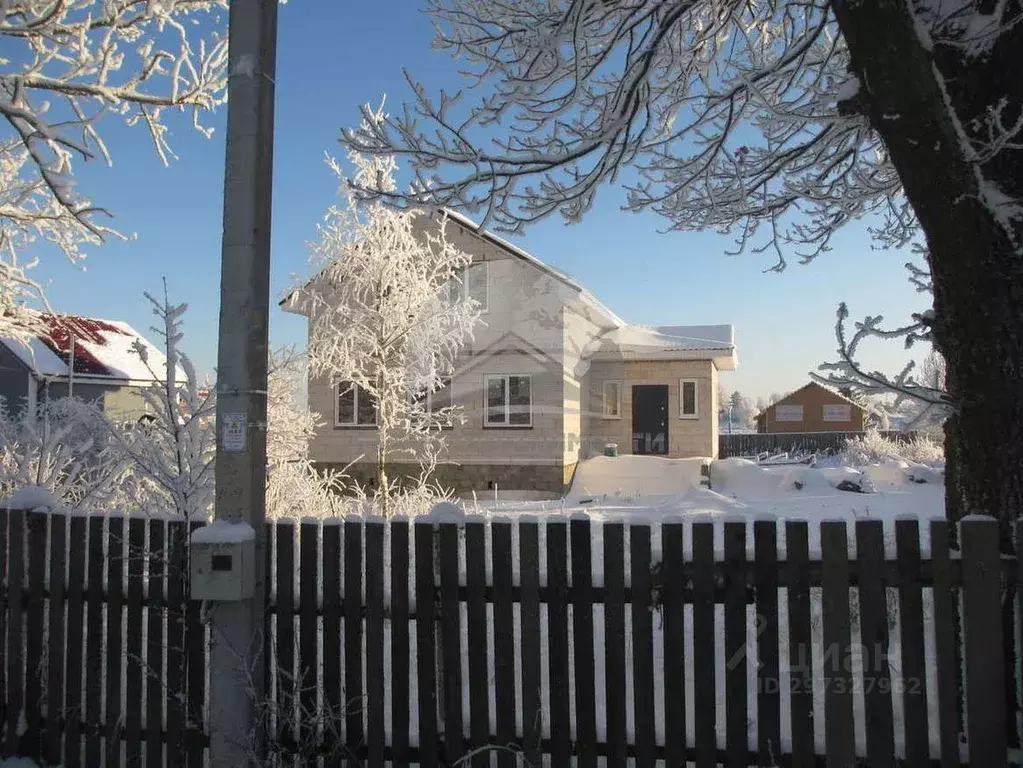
[30,3,927,400]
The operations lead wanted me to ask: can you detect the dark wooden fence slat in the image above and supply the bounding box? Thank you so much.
[631,525,656,768]
[438,523,464,766]
[45,513,68,768]
[389,521,410,768]
[490,522,516,768]
[343,521,364,768]
[145,521,165,768]
[24,513,47,757]
[106,517,125,768]
[960,518,1006,766]
[821,521,854,768]
[64,516,87,768]
[855,520,894,768]
[896,519,929,766]
[723,522,747,768]
[84,516,104,768]
[546,522,571,767]
[165,522,186,768]
[274,523,295,760]
[0,508,7,756]
[124,518,146,767]
[692,522,716,768]
[603,524,627,768]
[321,523,342,756]
[754,520,781,766]
[4,509,25,757]
[518,522,542,768]
[365,522,386,768]
[661,523,686,768]
[464,523,489,766]
[413,524,438,768]
[786,521,814,768]
[930,520,961,768]
[299,523,320,757]
[571,518,598,768]
[184,521,204,768]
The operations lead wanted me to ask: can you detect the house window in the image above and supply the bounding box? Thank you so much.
[485,374,531,427]
[775,404,804,422]
[679,379,699,418]
[336,382,377,427]
[448,261,489,311]
[823,404,852,422]
[602,381,622,419]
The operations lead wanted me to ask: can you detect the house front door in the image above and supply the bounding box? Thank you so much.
[632,384,669,455]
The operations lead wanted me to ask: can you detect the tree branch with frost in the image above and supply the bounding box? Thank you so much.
[812,301,952,428]
[299,115,482,515]
[0,0,231,341]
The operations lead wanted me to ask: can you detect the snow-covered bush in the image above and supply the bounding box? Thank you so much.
[842,429,944,467]
[265,346,353,519]
[0,397,142,513]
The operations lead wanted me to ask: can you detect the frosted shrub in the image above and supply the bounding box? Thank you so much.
[842,429,944,466]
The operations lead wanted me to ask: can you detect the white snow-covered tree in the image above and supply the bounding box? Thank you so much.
[340,0,1023,537]
[120,285,215,520]
[0,1,229,344]
[264,345,351,519]
[297,120,482,515]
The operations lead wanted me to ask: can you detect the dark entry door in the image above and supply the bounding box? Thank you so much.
[632,385,669,455]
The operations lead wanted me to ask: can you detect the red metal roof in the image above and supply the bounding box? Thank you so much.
[39,314,136,377]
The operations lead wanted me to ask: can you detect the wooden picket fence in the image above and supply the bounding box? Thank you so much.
[718,430,919,459]
[0,510,208,767]
[3,509,1022,767]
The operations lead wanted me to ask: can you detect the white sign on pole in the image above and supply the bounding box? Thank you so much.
[222,413,247,452]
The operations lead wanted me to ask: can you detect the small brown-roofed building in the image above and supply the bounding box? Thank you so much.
[755,382,866,433]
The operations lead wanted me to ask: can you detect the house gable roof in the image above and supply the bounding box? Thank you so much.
[452,330,562,378]
[2,314,180,385]
[769,382,867,410]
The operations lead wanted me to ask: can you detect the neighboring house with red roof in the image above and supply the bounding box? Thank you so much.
[0,314,179,420]
[285,209,738,495]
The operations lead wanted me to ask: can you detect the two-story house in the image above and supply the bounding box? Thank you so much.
[285,210,737,495]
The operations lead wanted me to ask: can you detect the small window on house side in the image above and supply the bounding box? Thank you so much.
[448,261,489,311]
[603,381,622,419]
[775,404,804,422]
[336,382,377,427]
[823,404,852,422]
[484,374,532,427]
[679,379,698,418]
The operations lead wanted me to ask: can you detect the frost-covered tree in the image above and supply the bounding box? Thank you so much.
[0,1,229,344]
[341,0,1023,537]
[297,124,482,516]
[264,346,350,519]
[120,285,216,520]
[729,391,755,431]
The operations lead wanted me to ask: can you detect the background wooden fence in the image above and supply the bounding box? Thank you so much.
[718,430,920,459]
[3,510,1020,767]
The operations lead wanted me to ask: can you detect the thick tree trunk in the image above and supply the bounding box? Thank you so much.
[831,0,1023,743]
[830,0,1023,535]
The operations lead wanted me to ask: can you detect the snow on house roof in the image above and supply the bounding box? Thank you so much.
[3,314,181,384]
[586,324,736,364]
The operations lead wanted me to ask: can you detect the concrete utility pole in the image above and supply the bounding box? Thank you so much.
[209,0,278,763]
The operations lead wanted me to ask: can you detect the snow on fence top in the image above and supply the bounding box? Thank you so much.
[191,519,256,544]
